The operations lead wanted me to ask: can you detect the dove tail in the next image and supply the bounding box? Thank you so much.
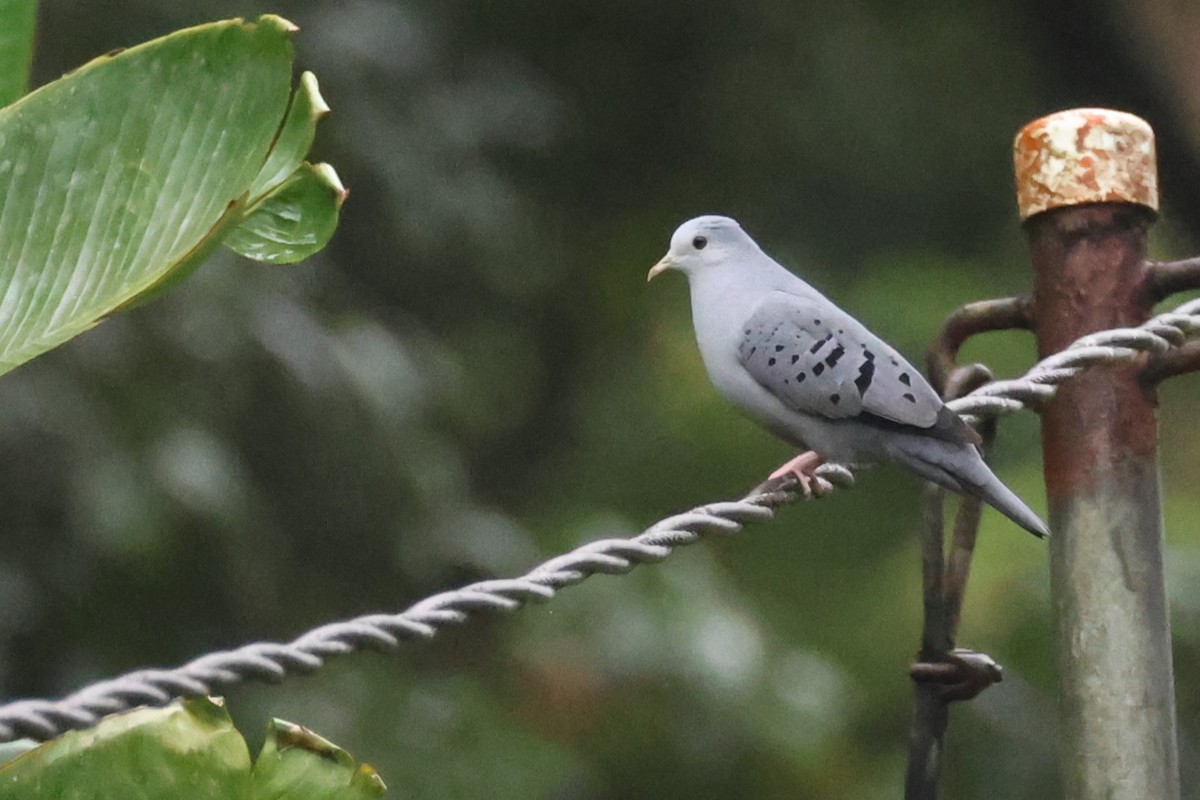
[889,438,1049,538]
[969,468,1050,538]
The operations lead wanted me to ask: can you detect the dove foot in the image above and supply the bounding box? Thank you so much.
[767,451,827,498]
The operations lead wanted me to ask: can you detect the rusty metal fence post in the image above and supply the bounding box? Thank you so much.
[1015,109,1180,800]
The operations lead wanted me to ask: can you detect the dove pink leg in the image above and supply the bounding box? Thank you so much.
[768,451,826,497]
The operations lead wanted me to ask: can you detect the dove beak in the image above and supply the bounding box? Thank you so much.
[647,254,676,282]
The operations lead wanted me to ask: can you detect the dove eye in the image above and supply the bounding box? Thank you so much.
[692,236,708,250]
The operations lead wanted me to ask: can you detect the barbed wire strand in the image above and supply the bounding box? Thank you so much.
[1,297,1197,743]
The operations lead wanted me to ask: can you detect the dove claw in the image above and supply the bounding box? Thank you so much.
[767,451,826,500]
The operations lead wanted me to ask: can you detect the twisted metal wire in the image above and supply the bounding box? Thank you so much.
[947,297,1200,421]
[1,297,1197,743]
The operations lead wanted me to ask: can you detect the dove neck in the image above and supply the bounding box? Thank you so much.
[686,255,820,373]
[687,254,819,309]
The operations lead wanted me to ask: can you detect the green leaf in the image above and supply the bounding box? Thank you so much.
[0,0,38,108]
[225,71,346,265]
[250,718,387,800]
[225,162,347,265]
[0,697,252,799]
[0,14,344,377]
[0,699,387,799]
[247,70,329,203]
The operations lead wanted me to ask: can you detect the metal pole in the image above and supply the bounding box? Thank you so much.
[1014,109,1179,800]
[905,346,1013,800]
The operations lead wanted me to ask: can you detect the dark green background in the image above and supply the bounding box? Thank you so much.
[4,1,1199,797]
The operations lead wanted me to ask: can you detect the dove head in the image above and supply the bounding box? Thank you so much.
[647,215,761,282]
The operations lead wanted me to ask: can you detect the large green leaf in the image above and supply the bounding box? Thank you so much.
[0,698,387,799]
[0,15,344,376]
[0,0,38,108]
[0,697,252,799]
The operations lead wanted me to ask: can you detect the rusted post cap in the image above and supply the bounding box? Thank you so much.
[1014,108,1158,221]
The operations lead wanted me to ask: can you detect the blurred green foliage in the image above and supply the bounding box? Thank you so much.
[0,0,36,106]
[2,1,1198,798]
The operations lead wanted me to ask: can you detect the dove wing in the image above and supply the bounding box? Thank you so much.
[736,292,953,432]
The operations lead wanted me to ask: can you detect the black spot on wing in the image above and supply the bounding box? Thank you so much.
[796,372,806,382]
[809,333,833,354]
[903,392,916,403]
[899,372,911,386]
[790,354,799,364]
[813,363,825,376]
[830,393,840,404]
[825,344,845,367]
[854,358,875,394]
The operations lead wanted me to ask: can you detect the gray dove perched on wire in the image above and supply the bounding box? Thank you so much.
[648,215,1048,538]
